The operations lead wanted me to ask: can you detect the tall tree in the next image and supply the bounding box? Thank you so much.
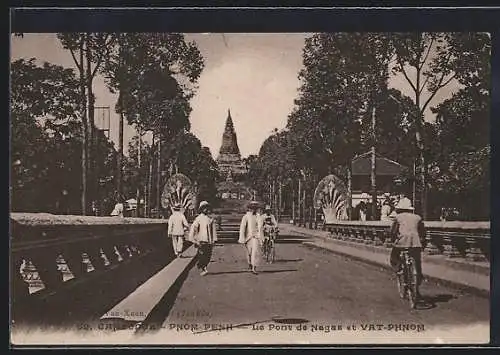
[390,32,491,217]
[11,59,116,213]
[56,33,115,214]
[100,33,204,204]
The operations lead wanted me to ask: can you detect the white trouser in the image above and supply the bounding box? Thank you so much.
[245,237,260,267]
[172,235,184,255]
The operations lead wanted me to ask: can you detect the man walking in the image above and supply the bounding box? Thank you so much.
[239,201,263,274]
[189,201,218,276]
[168,203,189,258]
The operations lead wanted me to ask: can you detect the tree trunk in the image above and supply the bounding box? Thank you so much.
[136,127,142,217]
[79,39,88,215]
[347,164,352,220]
[156,137,161,217]
[292,181,296,222]
[414,51,426,219]
[147,135,154,217]
[86,37,96,206]
[117,93,124,200]
[278,179,282,221]
[297,178,301,224]
[302,182,306,227]
[371,105,377,220]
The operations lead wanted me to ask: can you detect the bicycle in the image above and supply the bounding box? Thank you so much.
[262,226,277,263]
[396,249,419,309]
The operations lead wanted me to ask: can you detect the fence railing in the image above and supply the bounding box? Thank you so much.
[10,213,171,321]
[323,220,490,262]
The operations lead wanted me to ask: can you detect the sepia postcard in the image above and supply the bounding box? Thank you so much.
[10,28,491,346]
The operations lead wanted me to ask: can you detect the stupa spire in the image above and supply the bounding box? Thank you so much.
[219,108,240,156]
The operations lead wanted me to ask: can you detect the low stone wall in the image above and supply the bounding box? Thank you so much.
[324,220,490,262]
[10,213,173,323]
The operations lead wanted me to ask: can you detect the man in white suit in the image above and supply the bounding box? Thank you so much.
[168,203,189,257]
[239,201,263,274]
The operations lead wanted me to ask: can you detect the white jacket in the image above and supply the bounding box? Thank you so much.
[239,212,263,244]
[168,211,189,236]
[189,213,218,244]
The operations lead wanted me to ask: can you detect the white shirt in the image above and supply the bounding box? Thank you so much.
[239,212,263,244]
[168,211,189,236]
[189,213,217,244]
[380,204,392,221]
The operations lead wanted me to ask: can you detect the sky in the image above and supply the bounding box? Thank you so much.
[10,33,460,159]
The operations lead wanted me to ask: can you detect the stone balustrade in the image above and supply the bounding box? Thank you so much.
[10,213,171,321]
[324,220,490,262]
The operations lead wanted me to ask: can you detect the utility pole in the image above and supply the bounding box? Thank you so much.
[370,104,377,220]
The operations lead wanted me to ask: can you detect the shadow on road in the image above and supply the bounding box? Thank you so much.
[206,268,298,276]
[273,258,303,263]
[416,293,457,310]
[259,269,298,274]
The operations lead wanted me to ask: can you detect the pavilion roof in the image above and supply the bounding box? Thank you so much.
[351,151,407,176]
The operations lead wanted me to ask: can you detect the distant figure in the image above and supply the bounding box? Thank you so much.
[358,193,369,221]
[168,203,189,258]
[380,193,393,222]
[239,201,263,274]
[110,198,124,217]
[189,201,218,276]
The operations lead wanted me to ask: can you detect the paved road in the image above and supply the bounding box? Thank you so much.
[161,237,489,343]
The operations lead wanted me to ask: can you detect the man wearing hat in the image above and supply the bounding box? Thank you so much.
[389,198,425,297]
[168,203,189,258]
[239,201,263,274]
[261,204,278,251]
[189,201,218,276]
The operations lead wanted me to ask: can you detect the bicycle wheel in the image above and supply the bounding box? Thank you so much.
[397,272,406,299]
[263,240,269,260]
[406,258,419,309]
[268,239,275,263]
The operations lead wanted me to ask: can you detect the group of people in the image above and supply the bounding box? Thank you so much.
[355,192,413,222]
[168,200,217,276]
[166,199,279,277]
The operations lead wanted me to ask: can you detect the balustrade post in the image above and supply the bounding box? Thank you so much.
[442,237,462,258]
[424,232,441,255]
[12,256,30,303]
[383,231,392,248]
[373,230,384,246]
[87,247,107,270]
[63,249,87,278]
[30,251,64,291]
[465,237,486,261]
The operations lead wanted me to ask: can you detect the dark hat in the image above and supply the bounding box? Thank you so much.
[247,201,260,210]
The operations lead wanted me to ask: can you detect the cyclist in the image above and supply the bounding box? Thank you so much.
[261,205,278,249]
[389,199,426,298]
